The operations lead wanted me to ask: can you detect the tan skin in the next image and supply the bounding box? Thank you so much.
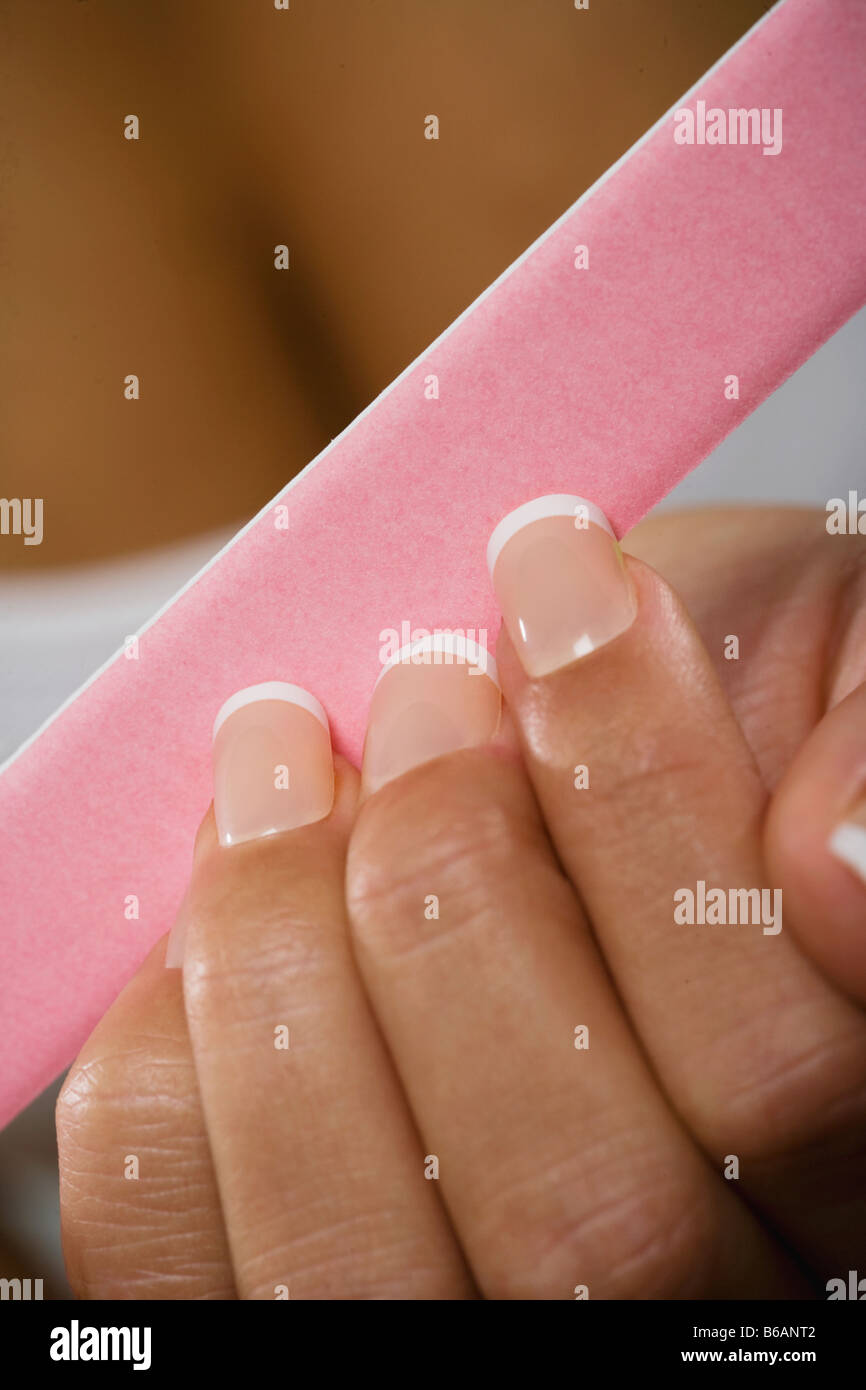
[7,0,849,1305]
[57,509,866,1297]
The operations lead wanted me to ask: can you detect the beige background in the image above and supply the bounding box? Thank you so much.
[1,0,772,569]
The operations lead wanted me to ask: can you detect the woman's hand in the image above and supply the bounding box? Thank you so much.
[56,501,866,1299]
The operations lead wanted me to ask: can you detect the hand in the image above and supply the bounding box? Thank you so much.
[56,501,866,1299]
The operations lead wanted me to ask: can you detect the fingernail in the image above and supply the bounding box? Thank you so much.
[487,494,636,678]
[213,682,334,847]
[362,634,501,795]
[828,803,866,886]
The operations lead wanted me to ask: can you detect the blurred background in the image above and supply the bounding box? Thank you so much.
[3,0,862,1297]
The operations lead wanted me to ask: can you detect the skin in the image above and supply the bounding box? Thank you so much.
[57,506,866,1299]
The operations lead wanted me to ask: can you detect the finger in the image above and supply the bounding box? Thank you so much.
[489,494,866,1275]
[346,636,807,1299]
[766,678,866,1003]
[57,937,236,1300]
[182,684,472,1300]
[623,507,861,790]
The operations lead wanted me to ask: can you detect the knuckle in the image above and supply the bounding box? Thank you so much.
[58,1030,190,1132]
[586,738,756,828]
[346,753,542,963]
[475,1148,713,1300]
[57,1032,197,1168]
[236,1212,461,1300]
[183,853,349,1014]
[184,913,332,1018]
[702,1015,866,1163]
[57,1052,114,1141]
[57,1043,232,1300]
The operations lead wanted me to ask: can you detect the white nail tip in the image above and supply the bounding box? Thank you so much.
[827,822,866,884]
[212,682,330,741]
[375,633,499,690]
[486,494,616,575]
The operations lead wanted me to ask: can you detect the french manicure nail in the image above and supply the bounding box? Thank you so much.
[487,494,636,678]
[213,682,334,847]
[362,634,501,795]
[828,802,866,886]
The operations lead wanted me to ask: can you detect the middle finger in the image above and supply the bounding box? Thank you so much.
[346,638,806,1299]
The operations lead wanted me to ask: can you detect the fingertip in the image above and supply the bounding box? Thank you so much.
[488,498,636,679]
[358,638,501,800]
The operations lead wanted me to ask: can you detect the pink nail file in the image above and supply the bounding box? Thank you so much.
[2,0,865,1126]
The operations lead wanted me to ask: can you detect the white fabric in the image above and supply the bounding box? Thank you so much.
[0,528,234,765]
